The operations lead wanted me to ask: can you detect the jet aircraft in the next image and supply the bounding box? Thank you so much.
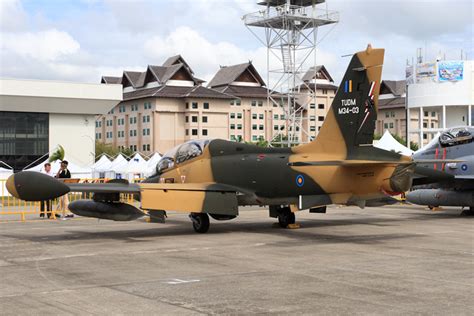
[6,45,452,233]
[407,127,474,215]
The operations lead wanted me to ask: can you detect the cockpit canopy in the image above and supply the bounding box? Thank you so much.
[439,127,473,147]
[156,139,212,174]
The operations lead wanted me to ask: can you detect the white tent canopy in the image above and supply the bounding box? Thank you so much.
[374,130,414,156]
[109,154,128,178]
[145,152,162,176]
[0,165,13,197]
[25,157,92,178]
[92,155,113,178]
[123,153,148,180]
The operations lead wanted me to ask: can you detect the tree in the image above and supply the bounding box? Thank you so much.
[95,142,135,161]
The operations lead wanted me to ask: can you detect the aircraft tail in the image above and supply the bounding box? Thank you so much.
[295,45,384,158]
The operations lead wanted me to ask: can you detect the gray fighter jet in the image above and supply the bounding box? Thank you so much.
[406,126,474,215]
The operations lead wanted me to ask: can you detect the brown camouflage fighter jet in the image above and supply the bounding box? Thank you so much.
[7,45,450,233]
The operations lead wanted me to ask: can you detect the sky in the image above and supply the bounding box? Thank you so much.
[0,0,472,85]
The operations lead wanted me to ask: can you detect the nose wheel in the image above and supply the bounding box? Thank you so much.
[189,213,210,233]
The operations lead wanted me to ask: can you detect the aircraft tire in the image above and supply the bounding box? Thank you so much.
[190,213,210,233]
[460,207,474,216]
[278,207,295,228]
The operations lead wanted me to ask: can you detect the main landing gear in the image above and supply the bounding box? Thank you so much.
[189,213,210,233]
[269,206,296,228]
[461,206,474,216]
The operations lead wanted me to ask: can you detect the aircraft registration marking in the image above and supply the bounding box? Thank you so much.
[339,99,358,115]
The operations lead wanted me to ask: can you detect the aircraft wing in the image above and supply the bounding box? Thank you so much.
[6,171,239,216]
[289,159,462,167]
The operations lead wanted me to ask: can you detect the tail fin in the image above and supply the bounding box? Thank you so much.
[295,45,384,157]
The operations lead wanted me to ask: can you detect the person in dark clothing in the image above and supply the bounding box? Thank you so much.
[56,160,71,179]
[55,161,73,218]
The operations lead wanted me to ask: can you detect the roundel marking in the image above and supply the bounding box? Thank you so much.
[461,164,468,171]
[296,174,305,187]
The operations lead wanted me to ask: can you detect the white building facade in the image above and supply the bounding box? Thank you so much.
[0,79,122,171]
[407,60,473,147]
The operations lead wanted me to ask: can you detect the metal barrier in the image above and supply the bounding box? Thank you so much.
[0,178,142,222]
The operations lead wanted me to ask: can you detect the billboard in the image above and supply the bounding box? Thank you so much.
[416,62,437,83]
[438,61,464,82]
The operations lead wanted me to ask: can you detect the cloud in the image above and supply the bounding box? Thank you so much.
[1,29,80,62]
[0,0,27,32]
[143,26,266,82]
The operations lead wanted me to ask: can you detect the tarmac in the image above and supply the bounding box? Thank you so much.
[0,204,472,315]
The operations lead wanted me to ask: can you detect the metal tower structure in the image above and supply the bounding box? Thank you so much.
[243,0,338,146]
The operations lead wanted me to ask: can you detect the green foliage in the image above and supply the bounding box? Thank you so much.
[409,141,419,151]
[373,134,382,140]
[49,145,65,162]
[95,141,135,161]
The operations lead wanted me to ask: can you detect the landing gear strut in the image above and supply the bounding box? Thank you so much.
[277,207,295,228]
[189,213,210,233]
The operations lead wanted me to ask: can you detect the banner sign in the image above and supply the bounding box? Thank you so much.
[438,61,464,82]
[416,62,436,83]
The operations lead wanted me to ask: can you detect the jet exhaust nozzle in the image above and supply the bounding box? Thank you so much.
[6,171,70,201]
[68,200,145,221]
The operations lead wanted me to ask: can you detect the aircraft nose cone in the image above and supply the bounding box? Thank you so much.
[6,171,70,201]
[5,174,18,199]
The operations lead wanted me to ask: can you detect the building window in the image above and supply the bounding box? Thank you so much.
[192,102,198,109]
[423,133,427,139]
[192,129,198,136]
[202,116,208,123]
[318,104,324,109]
[236,99,241,106]
[252,114,257,119]
[230,135,236,141]
[310,116,316,121]
[257,101,263,107]
[144,102,152,110]
[259,125,264,130]
[230,113,235,119]
[186,102,189,109]
[310,126,316,132]
[252,135,257,141]
[230,124,235,130]
[230,100,234,106]
[202,129,208,136]
[310,104,315,109]
[192,116,198,123]
[252,124,257,130]
[142,128,150,136]
[274,114,278,119]
[274,125,278,131]
[129,117,137,124]
[203,102,209,109]
[389,123,394,128]
[391,111,395,117]
[131,104,138,111]
[423,122,428,128]
[185,116,189,123]
[259,114,264,120]
[186,129,189,136]
[431,111,436,117]
[142,116,150,123]
[237,124,242,130]
[251,101,257,107]
[384,123,388,129]
[385,112,390,118]
[237,113,242,119]
[431,122,435,128]
[280,115,285,120]
[424,111,428,117]
[318,116,324,121]
[322,89,327,95]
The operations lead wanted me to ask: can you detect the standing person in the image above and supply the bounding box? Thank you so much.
[56,160,73,219]
[40,163,54,218]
